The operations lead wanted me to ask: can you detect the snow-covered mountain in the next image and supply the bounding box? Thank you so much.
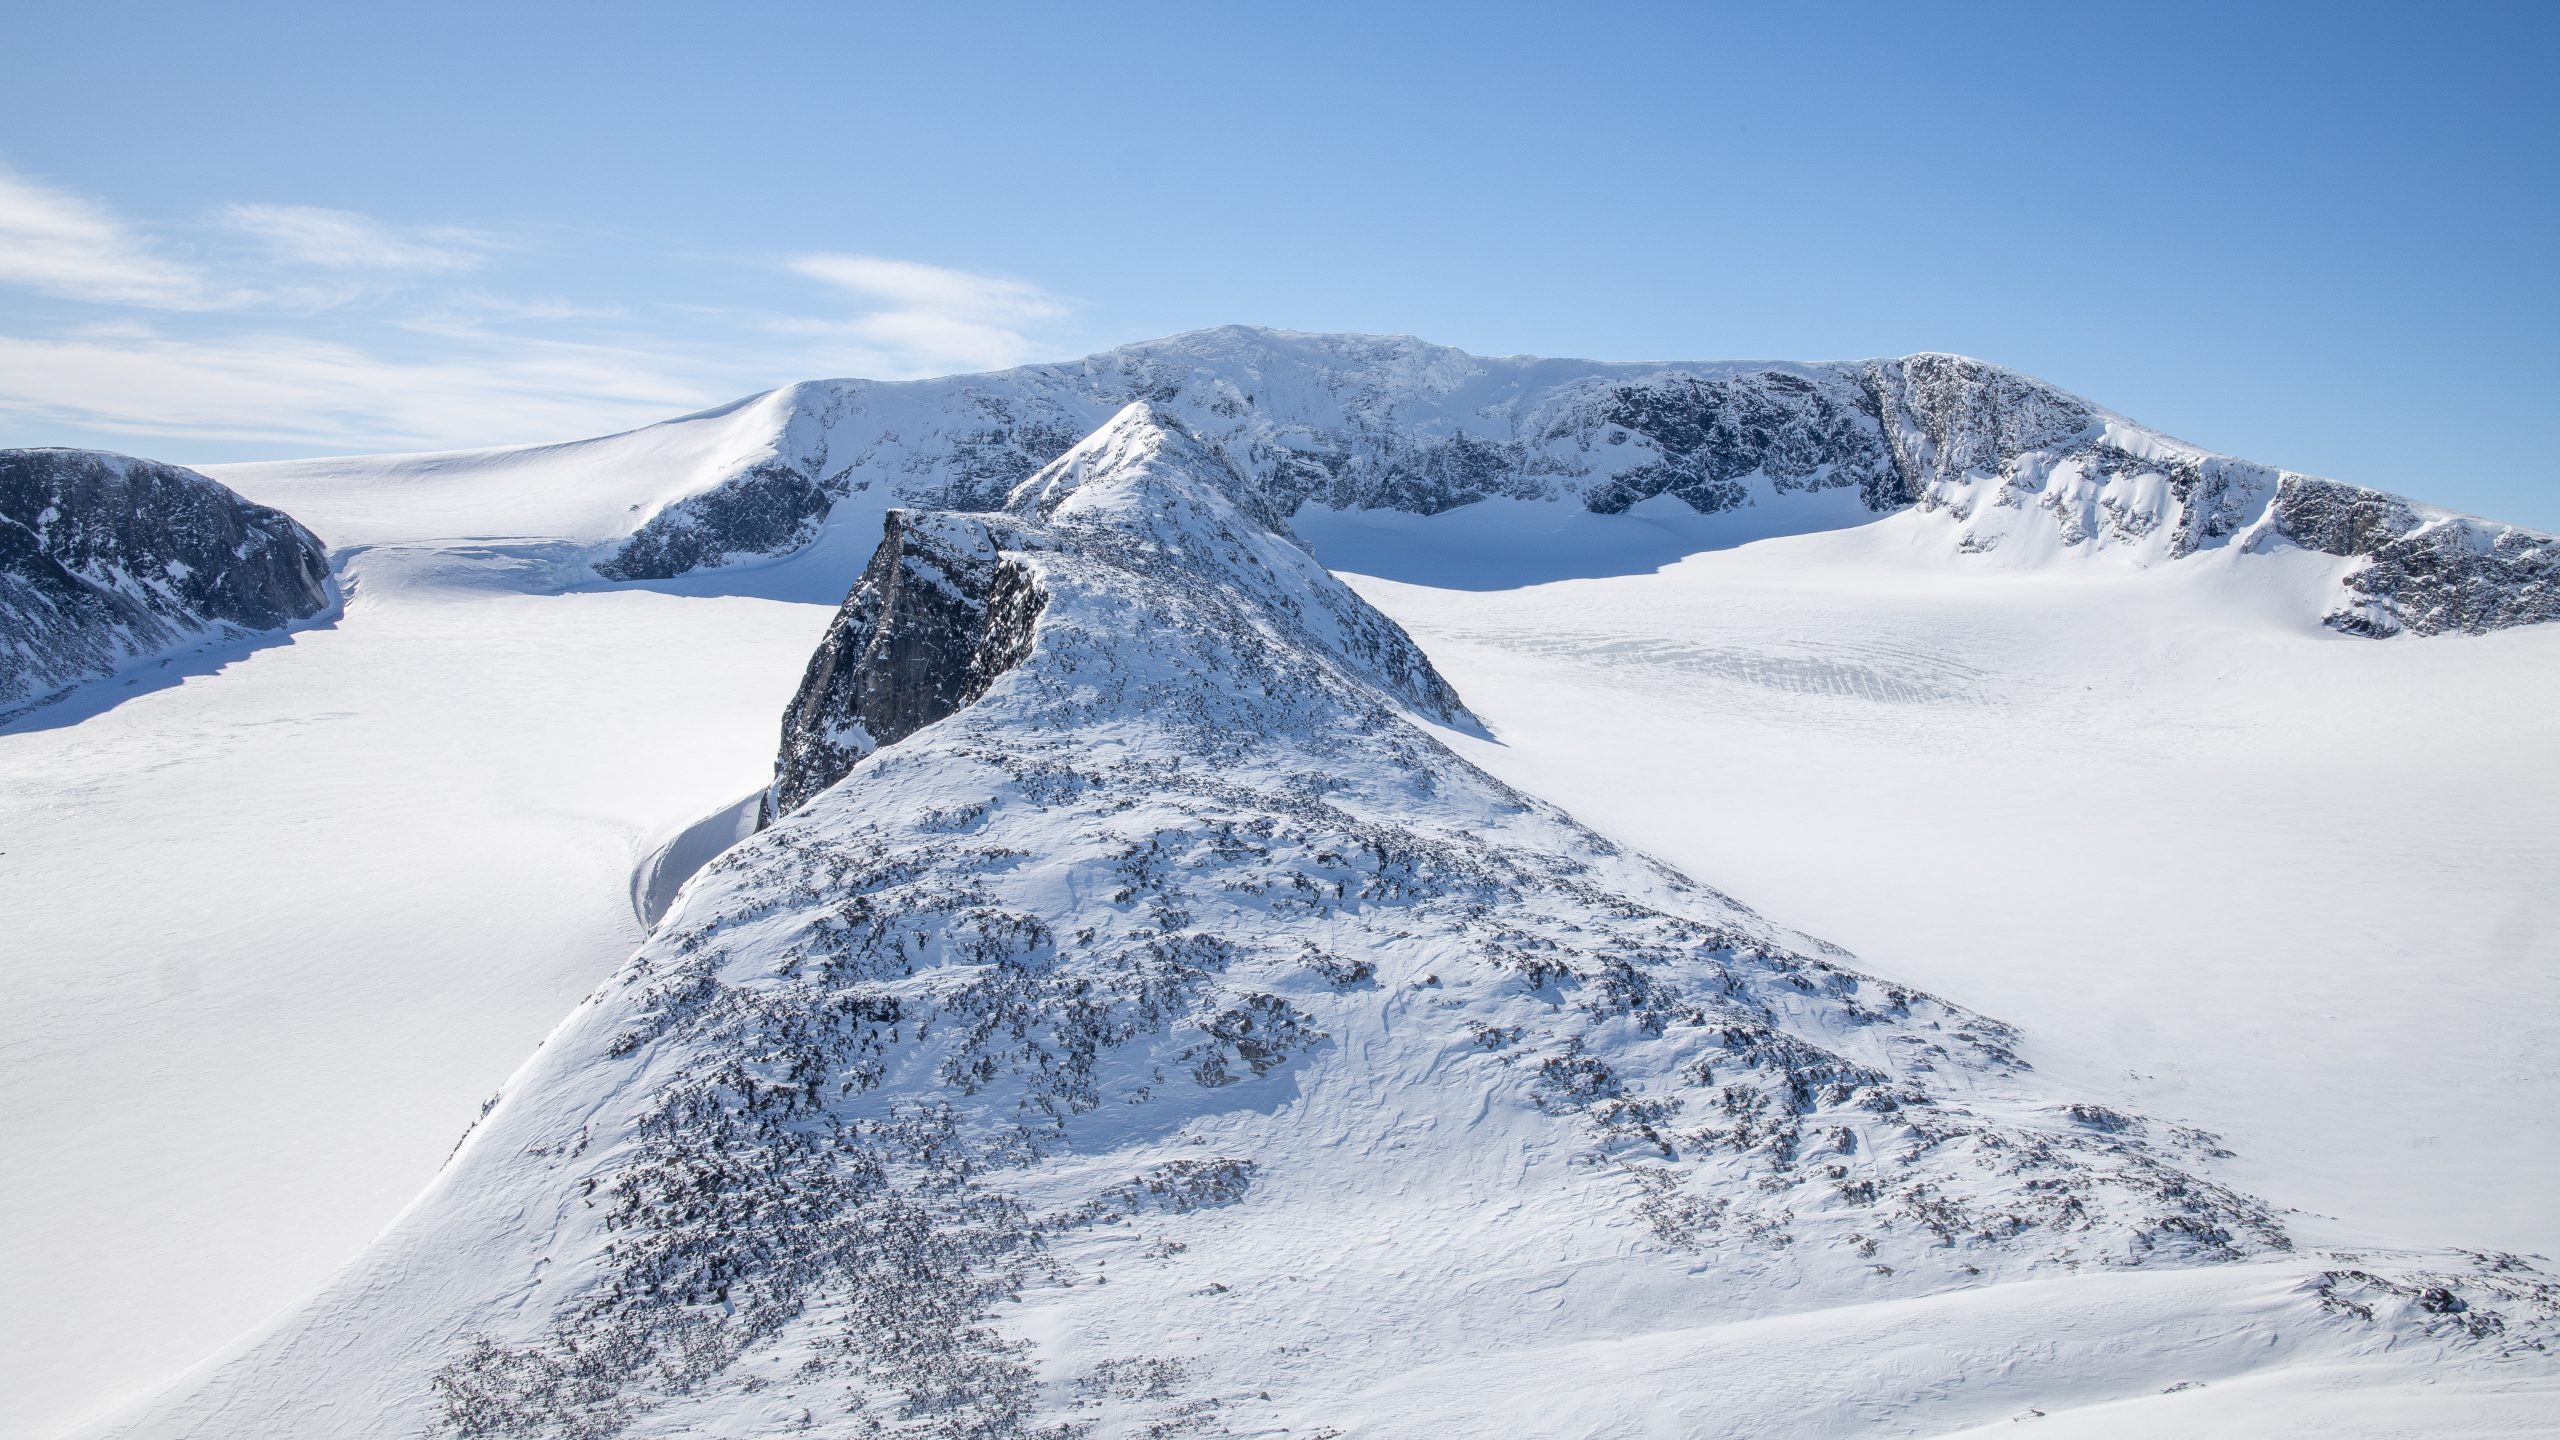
[1,448,334,710]
[106,407,2558,1439]
[15,332,2555,1437]
[544,327,2556,638]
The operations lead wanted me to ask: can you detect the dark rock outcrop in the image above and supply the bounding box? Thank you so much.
[1866,352,2097,485]
[763,510,1043,820]
[1,448,332,709]
[1582,370,1900,515]
[2270,476,2560,636]
[593,459,834,582]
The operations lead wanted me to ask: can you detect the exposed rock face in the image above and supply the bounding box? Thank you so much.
[586,328,2560,639]
[2268,476,2560,636]
[1,448,333,709]
[111,404,2560,1440]
[592,458,833,582]
[1581,368,1902,515]
[1869,352,2097,486]
[763,510,1038,820]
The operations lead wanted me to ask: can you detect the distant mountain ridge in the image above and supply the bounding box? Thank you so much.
[1,448,333,711]
[575,327,2555,638]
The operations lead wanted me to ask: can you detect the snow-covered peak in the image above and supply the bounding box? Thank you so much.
[1004,401,1233,522]
[995,401,1475,732]
[764,403,1472,822]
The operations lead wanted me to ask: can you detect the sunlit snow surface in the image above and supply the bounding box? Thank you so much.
[0,501,839,1438]
[1317,506,2560,1262]
[0,405,2552,1435]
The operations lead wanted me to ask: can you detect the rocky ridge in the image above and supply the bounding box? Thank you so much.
[762,423,1470,825]
[596,328,2556,639]
[1,448,334,711]
[107,406,2559,1440]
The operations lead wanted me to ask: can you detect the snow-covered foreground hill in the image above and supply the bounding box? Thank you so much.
[75,409,2560,1439]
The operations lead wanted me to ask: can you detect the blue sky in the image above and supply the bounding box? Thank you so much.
[3,1,2554,525]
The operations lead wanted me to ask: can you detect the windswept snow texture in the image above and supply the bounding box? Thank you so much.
[578,328,2556,637]
[103,408,2560,1440]
[1,448,333,708]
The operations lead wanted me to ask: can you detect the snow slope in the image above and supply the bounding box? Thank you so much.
[1331,507,2560,1260]
[0,486,840,1439]
[91,409,2560,1439]
[201,385,828,554]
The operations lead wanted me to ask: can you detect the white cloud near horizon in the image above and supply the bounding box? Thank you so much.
[0,167,1086,456]
[0,327,713,453]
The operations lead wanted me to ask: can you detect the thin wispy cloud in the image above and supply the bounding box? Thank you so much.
[787,254,1068,325]
[436,290,627,323]
[0,327,708,452]
[0,168,225,309]
[223,203,493,273]
[785,252,1073,375]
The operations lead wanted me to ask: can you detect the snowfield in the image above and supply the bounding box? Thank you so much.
[1,332,2554,1438]
[0,495,840,1438]
[1321,505,2560,1261]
